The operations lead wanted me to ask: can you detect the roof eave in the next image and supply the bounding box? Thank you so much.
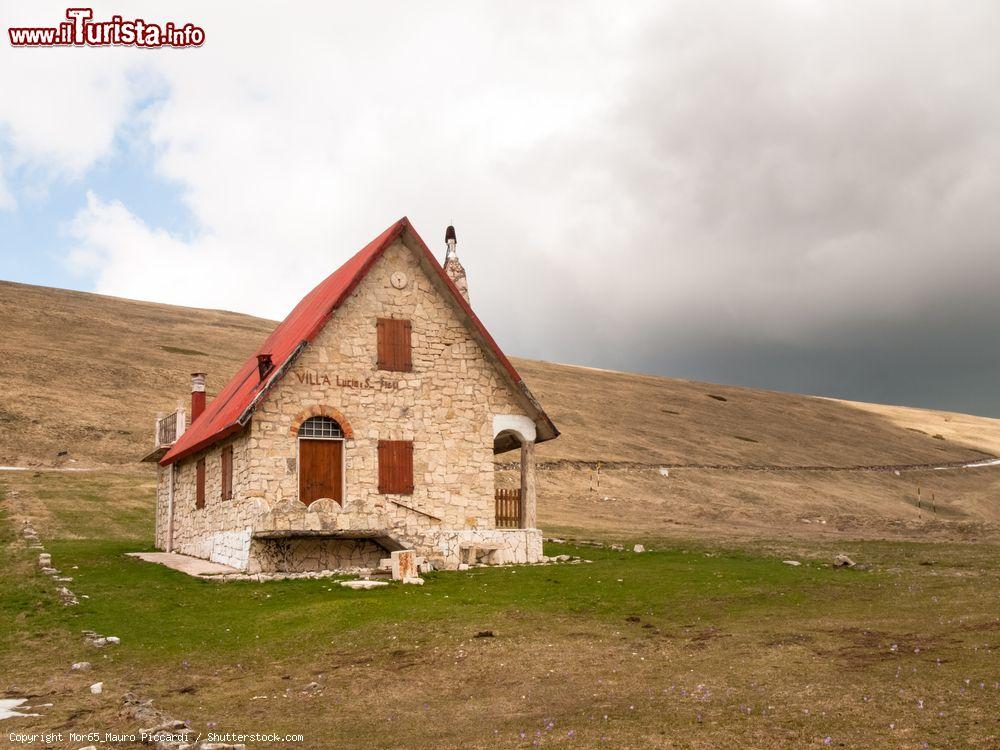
[159,423,245,466]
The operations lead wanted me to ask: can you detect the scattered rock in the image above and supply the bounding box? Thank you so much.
[782,560,801,567]
[121,692,172,726]
[833,554,856,568]
[474,630,495,638]
[457,563,470,571]
[106,636,121,645]
[402,576,424,585]
[89,682,103,695]
[38,553,52,567]
[625,615,641,623]
[71,662,92,672]
[610,544,624,551]
[633,544,645,553]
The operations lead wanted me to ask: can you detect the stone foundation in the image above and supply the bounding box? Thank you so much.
[248,537,385,574]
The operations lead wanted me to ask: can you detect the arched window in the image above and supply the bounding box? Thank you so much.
[298,416,343,439]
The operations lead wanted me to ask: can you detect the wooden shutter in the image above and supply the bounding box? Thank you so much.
[377,318,412,372]
[195,458,206,509]
[221,445,233,501]
[378,440,414,494]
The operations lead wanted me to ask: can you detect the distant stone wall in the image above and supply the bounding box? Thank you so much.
[155,240,542,571]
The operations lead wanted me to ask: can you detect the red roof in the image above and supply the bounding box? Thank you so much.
[161,218,553,465]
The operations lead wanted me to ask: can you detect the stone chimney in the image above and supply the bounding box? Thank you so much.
[190,372,207,422]
[442,225,469,304]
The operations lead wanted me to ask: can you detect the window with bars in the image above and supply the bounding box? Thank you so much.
[299,416,343,439]
[220,445,233,501]
[195,458,206,509]
[378,440,413,494]
[376,318,412,372]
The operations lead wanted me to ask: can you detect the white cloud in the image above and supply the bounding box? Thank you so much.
[0,3,140,178]
[0,153,14,210]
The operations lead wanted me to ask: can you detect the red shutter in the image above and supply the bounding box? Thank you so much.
[378,440,413,494]
[195,458,206,509]
[221,446,233,501]
[377,318,412,372]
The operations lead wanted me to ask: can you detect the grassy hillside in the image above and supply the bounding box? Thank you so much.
[3,278,1000,539]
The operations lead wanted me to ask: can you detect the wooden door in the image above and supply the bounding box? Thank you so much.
[299,439,343,505]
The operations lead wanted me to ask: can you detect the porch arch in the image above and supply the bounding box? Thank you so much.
[492,414,537,530]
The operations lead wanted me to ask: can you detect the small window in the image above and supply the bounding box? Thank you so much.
[299,416,343,439]
[378,440,413,494]
[377,318,412,372]
[221,445,233,501]
[195,458,206,509]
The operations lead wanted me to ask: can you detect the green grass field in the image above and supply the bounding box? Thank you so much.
[2,473,999,749]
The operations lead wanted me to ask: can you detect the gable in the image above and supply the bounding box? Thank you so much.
[160,218,557,465]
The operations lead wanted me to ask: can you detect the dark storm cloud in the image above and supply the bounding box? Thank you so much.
[473,1,1000,416]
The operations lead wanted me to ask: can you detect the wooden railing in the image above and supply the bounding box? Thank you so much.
[495,487,522,529]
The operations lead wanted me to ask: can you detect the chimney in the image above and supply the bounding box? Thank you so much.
[442,225,470,304]
[190,372,207,422]
[257,353,274,382]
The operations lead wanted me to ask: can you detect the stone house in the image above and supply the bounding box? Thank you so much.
[142,218,558,573]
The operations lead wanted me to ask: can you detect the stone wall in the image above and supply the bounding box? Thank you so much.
[435,528,543,566]
[248,538,384,573]
[155,239,542,570]
[155,432,258,568]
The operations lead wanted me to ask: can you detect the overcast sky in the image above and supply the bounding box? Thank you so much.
[1,1,999,416]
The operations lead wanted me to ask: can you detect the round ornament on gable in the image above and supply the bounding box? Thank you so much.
[390,271,408,289]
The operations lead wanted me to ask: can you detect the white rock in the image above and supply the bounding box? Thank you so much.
[402,576,424,585]
[71,662,92,671]
[89,682,103,694]
[457,563,470,571]
[340,580,388,590]
[633,544,645,553]
[782,560,801,566]
[833,554,856,568]
[106,636,120,645]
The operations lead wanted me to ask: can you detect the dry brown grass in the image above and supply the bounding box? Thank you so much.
[4,278,1000,543]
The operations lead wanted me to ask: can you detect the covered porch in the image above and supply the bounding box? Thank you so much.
[492,414,538,531]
